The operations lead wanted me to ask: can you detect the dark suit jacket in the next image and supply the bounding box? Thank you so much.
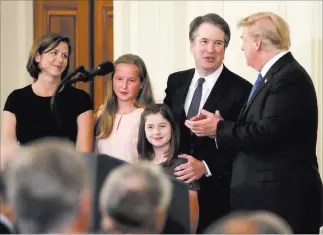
[83,153,191,234]
[164,66,252,233]
[216,52,323,234]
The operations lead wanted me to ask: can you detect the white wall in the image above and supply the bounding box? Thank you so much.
[0,1,321,176]
[0,0,33,124]
[114,1,322,176]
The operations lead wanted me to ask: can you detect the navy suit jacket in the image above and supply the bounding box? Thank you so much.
[216,52,323,234]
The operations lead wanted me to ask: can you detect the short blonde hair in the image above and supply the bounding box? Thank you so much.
[238,12,291,50]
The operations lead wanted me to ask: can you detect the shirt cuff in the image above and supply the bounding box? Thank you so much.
[208,136,219,149]
[202,160,212,177]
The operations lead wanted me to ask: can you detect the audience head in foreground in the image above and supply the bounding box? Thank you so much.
[99,161,172,234]
[5,138,91,234]
[0,140,19,172]
[0,140,19,234]
[204,210,293,234]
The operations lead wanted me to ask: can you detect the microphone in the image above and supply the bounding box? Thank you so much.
[51,61,114,130]
[61,65,86,83]
[68,61,114,84]
[89,61,114,77]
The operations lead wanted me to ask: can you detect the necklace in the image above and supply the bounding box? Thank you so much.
[116,115,123,130]
[116,107,136,131]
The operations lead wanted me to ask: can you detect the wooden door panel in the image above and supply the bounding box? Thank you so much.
[33,0,114,107]
[49,15,76,70]
[33,0,90,92]
[93,0,114,112]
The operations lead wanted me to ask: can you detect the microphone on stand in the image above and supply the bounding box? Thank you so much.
[50,61,114,131]
[61,65,87,83]
[55,65,86,93]
[65,61,114,85]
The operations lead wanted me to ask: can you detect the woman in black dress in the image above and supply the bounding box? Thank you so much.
[137,103,199,233]
[2,33,93,151]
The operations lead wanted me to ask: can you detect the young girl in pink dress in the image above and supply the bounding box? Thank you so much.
[95,54,155,163]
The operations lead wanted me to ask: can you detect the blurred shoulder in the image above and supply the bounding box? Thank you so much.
[169,68,195,78]
[223,65,252,90]
[66,85,91,97]
[8,84,32,96]
[168,157,187,170]
[167,68,195,85]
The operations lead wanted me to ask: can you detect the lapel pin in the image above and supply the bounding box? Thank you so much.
[264,79,267,83]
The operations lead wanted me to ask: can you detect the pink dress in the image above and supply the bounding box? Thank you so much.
[95,108,143,163]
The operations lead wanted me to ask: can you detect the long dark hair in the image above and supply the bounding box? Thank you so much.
[137,104,179,165]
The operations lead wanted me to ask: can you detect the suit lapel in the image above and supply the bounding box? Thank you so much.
[239,52,294,119]
[193,66,230,150]
[171,69,195,152]
[172,69,195,119]
[237,99,248,120]
[174,66,230,116]
[202,65,230,112]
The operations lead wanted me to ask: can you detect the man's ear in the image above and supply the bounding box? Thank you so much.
[59,189,91,234]
[101,216,114,231]
[190,41,194,53]
[80,189,91,218]
[155,208,167,233]
[76,189,91,232]
[255,39,262,51]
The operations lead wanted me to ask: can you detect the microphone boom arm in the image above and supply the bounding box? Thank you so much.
[50,65,85,131]
[50,61,114,132]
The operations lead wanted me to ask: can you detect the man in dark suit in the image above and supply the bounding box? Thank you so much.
[185,12,323,234]
[164,13,251,233]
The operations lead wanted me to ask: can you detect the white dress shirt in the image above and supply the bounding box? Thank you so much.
[184,64,223,115]
[261,50,289,78]
[184,64,224,177]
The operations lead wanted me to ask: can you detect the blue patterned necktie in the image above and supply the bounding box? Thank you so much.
[247,73,263,104]
[187,77,205,119]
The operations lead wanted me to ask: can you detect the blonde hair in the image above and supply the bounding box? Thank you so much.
[96,54,155,139]
[238,12,291,51]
